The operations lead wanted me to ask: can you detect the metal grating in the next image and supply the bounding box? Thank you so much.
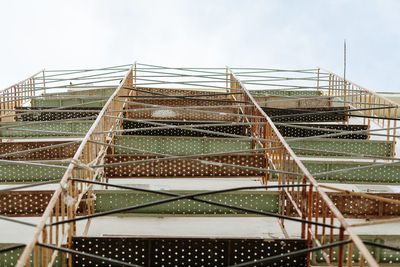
[262,107,348,122]
[94,190,279,215]
[16,107,101,121]
[276,124,368,140]
[72,237,307,267]
[122,120,248,137]
[105,154,265,178]
[0,141,79,160]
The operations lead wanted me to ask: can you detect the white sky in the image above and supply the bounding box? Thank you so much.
[0,0,399,92]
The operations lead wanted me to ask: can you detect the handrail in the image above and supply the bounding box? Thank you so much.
[319,67,399,155]
[229,68,379,267]
[319,67,400,109]
[0,69,43,94]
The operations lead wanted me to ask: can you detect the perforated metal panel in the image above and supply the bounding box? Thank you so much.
[16,107,101,121]
[276,124,368,140]
[254,96,331,109]
[0,163,66,183]
[114,136,252,155]
[105,154,265,178]
[129,98,235,107]
[285,192,400,218]
[32,97,106,107]
[0,191,54,216]
[289,138,393,157]
[262,107,348,122]
[127,98,240,122]
[134,87,231,99]
[43,87,116,97]
[250,90,321,97]
[72,237,307,267]
[302,160,400,184]
[0,244,65,267]
[0,121,93,137]
[314,236,400,264]
[0,190,87,216]
[0,141,79,160]
[122,120,248,137]
[94,190,279,215]
[127,107,239,121]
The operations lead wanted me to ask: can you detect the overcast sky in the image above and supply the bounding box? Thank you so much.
[0,0,399,92]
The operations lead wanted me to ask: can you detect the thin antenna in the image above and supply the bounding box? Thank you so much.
[344,39,347,81]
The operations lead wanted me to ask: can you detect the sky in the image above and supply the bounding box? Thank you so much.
[0,0,399,92]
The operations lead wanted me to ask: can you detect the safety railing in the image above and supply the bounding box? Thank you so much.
[318,68,399,155]
[15,66,134,267]
[0,70,43,123]
[228,70,379,267]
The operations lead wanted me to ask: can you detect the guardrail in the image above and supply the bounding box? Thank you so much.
[228,69,379,267]
[0,70,43,123]
[318,68,399,155]
[15,66,134,267]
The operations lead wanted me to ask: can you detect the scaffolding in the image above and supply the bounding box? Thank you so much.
[0,63,399,266]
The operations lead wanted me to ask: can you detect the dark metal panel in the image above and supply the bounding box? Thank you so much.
[16,107,101,121]
[0,191,87,217]
[72,237,307,267]
[262,107,348,122]
[276,124,368,139]
[122,120,248,137]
